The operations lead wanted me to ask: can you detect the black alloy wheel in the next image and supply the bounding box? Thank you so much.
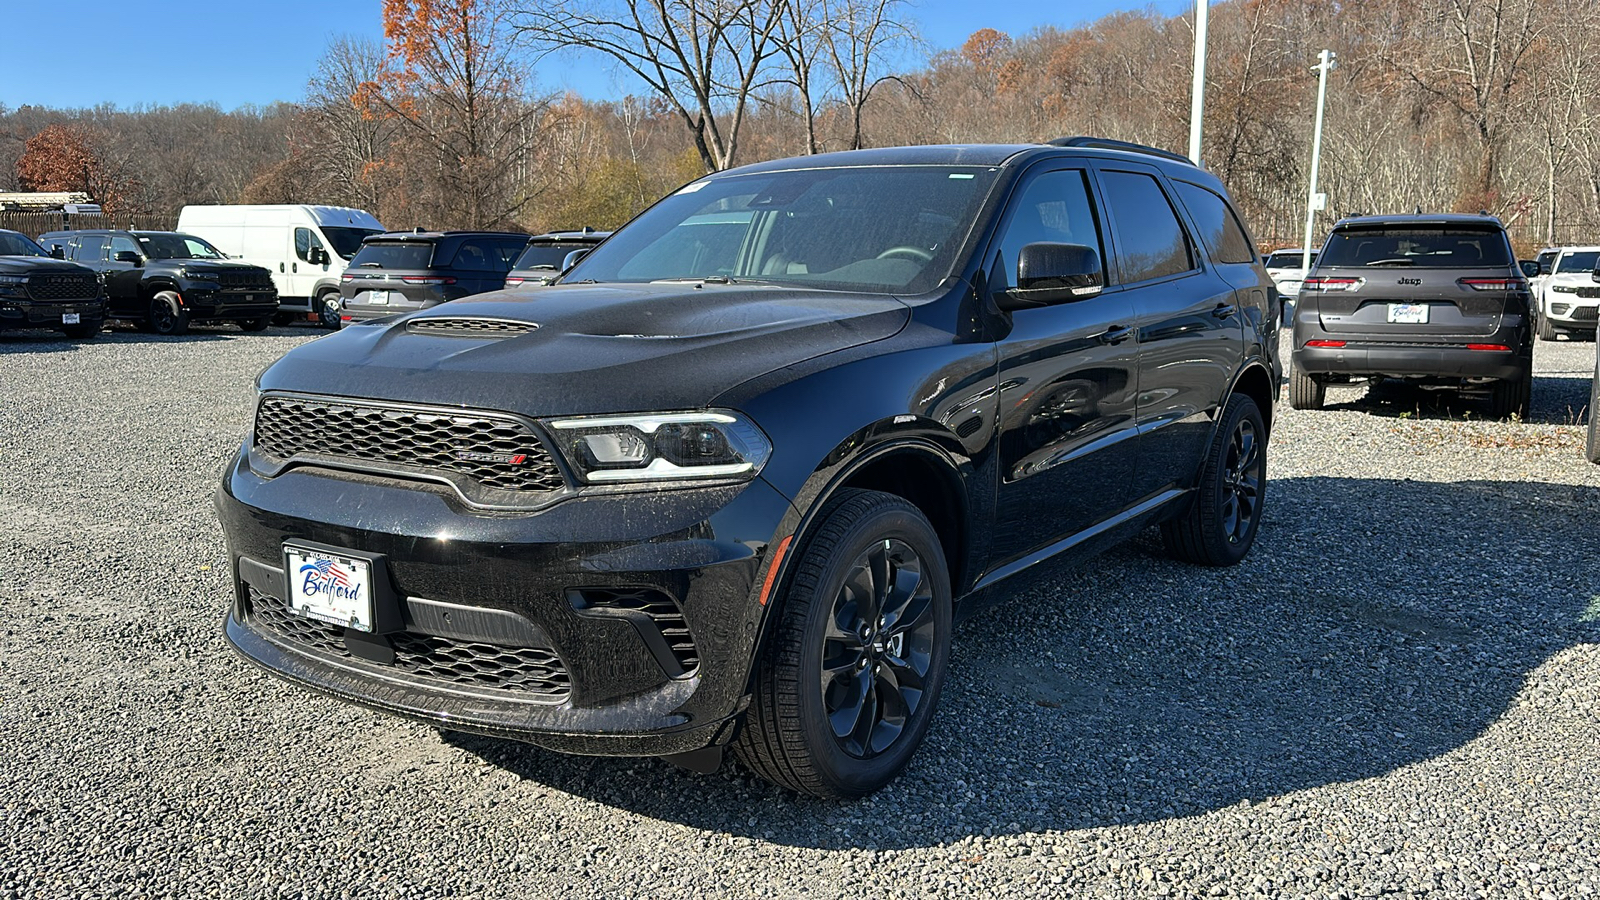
[147,291,190,336]
[820,537,937,760]
[1163,393,1267,566]
[735,489,952,799]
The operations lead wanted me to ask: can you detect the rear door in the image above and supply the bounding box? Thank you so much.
[1311,223,1517,338]
[1093,165,1241,498]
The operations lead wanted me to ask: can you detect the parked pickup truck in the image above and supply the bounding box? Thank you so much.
[39,229,278,335]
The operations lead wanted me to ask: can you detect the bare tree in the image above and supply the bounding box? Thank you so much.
[514,0,788,172]
[821,0,913,150]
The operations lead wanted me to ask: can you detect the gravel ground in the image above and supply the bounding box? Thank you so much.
[2,322,1599,899]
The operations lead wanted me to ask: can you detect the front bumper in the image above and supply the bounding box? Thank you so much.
[182,287,278,321]
[216,448,795,756]
[0,298,105,329]
[1543,298,1599,331]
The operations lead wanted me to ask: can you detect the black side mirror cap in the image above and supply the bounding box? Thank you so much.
[561,248,592,272]
[1518,260,1540,279]
[998,242,1104,310]
[113,250,142,266]
[49,245,65,259]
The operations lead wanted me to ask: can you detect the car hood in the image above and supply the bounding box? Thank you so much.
[259,282,910,417]
[0,256,93,276]
[171,261,272,277]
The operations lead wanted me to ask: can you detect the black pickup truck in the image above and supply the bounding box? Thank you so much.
[38,229,277,335]
[0,229,106,339]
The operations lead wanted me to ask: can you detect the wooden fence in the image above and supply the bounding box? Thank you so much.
[0,210,176,240]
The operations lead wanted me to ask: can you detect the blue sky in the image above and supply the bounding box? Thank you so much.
[2,0,1194,111]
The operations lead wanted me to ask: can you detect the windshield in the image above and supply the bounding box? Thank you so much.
[513,242,585,271]
[138,233,227,260]
[0,232,47,257]
[1265,251,1314,269]
[1555,250,1600,274]
[349,242,434,269]
[568,165,1001,293]
[1319,226,1511,268]
[322,227,384,260]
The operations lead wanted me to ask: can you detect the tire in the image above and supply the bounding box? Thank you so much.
[1537,313,1557,341]
[62,320,101,340]
[147,291,190,336]
[317,291,342,330]
[733,489,952,799]
[1288,365,1325,410]
[271,312,294,326]
[1585,358,1600,464]
[1487,361,1532,419]
[239,318,269,332]
[1162,393,1267,567]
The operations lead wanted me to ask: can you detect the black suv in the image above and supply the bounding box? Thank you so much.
[503,229,612,288]
[0,229,106,339]
[338,230,529,325]
[217,139,1279,798]
[1290,214,1534,417]
[38,229,278,335]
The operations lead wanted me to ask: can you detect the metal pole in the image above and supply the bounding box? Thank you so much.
[1302,50,1336,271]
[1187,1,1210,165]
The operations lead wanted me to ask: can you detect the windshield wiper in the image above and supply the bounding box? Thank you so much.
[1365,258,1415,266]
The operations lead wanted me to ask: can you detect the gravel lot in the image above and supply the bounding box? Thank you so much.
[3,322,1599,899]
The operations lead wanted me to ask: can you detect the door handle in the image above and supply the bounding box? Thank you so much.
[292,263,298,273]
[279,263,285,273]
[1096,325,1133,345]
[1212,303,1237,319]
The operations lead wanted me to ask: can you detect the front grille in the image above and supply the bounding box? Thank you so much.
[574,587,699,674]
[246,587,571,700]
[26,273,98,302]
[1575,286,1600,299]
[216,269,271,290]
[254,395,566,495]
[407,318,537,338]
[1572,306,1599,321]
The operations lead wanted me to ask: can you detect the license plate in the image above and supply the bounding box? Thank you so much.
[62,313,80,324]
[1387,302,1429,324]
[243,294,254,302]
[368,290,390,305]
[284,544,374,632]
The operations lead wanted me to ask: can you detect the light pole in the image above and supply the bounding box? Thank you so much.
[1187,1,1210,165]
[1302,49,1336,271]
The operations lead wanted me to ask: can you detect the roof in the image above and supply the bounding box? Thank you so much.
[365,230,528,241]
[1332,213,1505,229]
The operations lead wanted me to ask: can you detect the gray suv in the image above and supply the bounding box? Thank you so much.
[1290,214,1533,418]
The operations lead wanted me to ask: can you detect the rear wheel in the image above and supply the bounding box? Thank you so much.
[1288,366,1325,410]
[317,291,342,330]
[1162,393,1267,567]
[734,489,952,799]
[1487,361,1532,419]
[239,318,269,332]
[146,291,189,336]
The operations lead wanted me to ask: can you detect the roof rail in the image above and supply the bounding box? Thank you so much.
[1046,136,1194,166]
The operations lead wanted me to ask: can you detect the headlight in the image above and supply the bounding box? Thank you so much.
[546,410,772,485]
[0,274,26,292]
[1552,284,1578,293]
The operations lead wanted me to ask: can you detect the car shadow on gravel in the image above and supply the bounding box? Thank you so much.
[445,476,1600,849]
[1320,377,1591,425]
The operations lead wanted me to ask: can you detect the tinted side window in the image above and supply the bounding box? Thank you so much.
[109,234,140,259]
[489,239,526,271]
[77,235,110,261]
[1099,171,1195,283]
[294,227,325,262]
[1174,181,1254,264]
[992,169,1104,292]
[450,239,496,272]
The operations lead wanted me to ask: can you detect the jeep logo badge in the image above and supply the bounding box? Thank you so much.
[1398,277,1421,285]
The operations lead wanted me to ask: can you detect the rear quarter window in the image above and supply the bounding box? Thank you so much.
[1320,226,1512,268]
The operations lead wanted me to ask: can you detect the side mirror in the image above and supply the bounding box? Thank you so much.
[1519,260,1540,279]
[999,242,1104,310]
[113,250,142,266]
[561,248,591,272]
[313,247,330,265]
[1591,268,1600,284]
[49,245,65,259]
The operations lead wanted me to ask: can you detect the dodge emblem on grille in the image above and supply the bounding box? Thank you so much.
[454,450,528,464]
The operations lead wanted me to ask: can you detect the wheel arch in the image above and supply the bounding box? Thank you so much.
[1228,361,1276,438]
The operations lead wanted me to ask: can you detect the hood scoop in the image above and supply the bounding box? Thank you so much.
[406,317,538,338]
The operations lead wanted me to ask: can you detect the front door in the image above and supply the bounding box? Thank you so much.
[990,166,1140,563]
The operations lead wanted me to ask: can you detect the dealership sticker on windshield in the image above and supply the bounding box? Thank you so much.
[284,544,374,632]
[1387,302,1428,324]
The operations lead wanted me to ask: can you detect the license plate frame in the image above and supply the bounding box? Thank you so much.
[283,543,375,632]
[1387,302,1429,324]
[367,289,390,305]
[61,313,80,325]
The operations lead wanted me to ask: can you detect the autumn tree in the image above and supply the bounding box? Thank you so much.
[15,123,135,214]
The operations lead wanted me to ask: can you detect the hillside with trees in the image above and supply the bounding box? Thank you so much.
[3,0,1597,252]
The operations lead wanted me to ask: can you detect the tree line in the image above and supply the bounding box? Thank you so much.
[4,0,1598,253]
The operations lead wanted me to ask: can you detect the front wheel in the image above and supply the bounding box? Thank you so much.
[1162,393,1267,567]
[734,489,952,799]
[147,291,189,336]
[239,318,269,332]
[1585,359,1600,464]
[62,320,101,340]
[1537,313,1558,341]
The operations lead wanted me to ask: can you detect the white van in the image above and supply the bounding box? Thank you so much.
[176,205,384,327]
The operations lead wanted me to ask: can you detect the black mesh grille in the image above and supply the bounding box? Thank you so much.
[407,318,537,337]
[579,587,699,673]
[1572,306,1599,321]
[246,587,570,700]
[254,395,566,494]
[214,269,273,290]
[26,272,99,302]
